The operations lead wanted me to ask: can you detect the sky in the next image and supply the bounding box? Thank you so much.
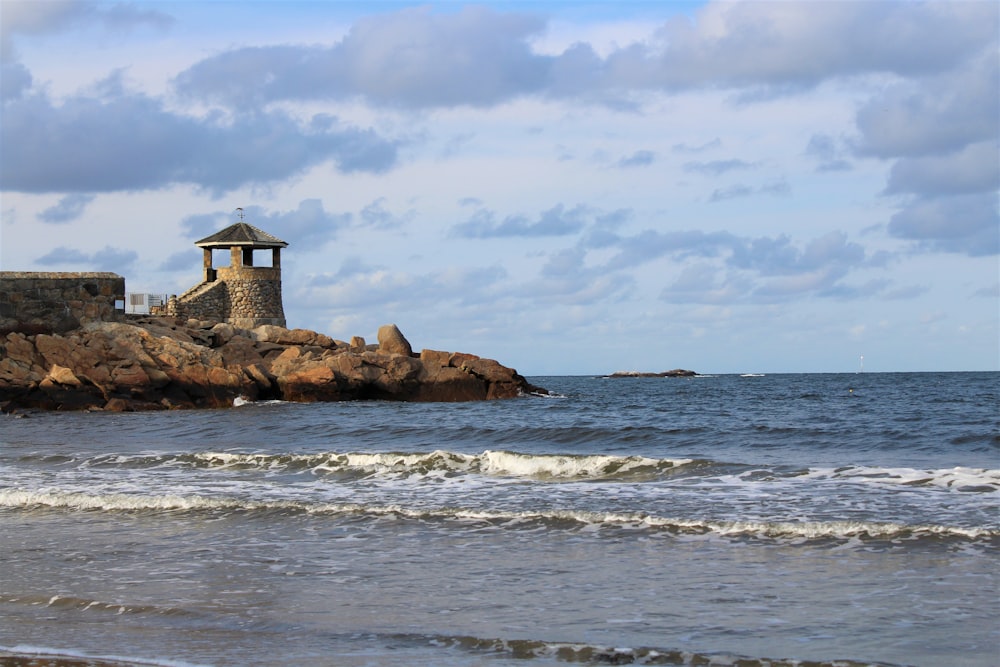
[1,0,997,375]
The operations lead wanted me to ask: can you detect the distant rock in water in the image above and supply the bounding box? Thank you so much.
[0,318,547,412]
[607,369,697,378]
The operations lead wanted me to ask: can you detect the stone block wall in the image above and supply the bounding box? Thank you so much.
[167,280,229,323]
[224,278,285,328]
[168,266,285,328]
[0,272,125,334]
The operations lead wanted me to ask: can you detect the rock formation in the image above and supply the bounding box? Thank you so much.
[606,369,697,378]
[0,318,546,412]
[377,323,413,357]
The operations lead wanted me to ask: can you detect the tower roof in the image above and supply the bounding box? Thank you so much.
[194,222,288,249]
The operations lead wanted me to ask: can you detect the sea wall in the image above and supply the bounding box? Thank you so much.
[0,272,125,335]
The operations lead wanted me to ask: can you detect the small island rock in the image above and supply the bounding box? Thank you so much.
[607,369,697,378]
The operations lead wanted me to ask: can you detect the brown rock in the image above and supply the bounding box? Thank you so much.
[210,322,237,346]
[449,352,480,367]
[279,364,340,402]
[414,365,488,401]
[0,317,544,409]
[46,364,82,387]
[254,324,334,348]
[104,397,134,412]
[2,333,38,366]
[419,349,451,368]
[243,363,277,397]
[377,324,413,357]
[112,363,151,387]
[34,334,78,370]
[218,334,266,367]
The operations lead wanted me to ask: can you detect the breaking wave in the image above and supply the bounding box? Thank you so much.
[61,449,698,481]
[24,449,1000,492]
[0,632,904,667]
[2,488,994,544]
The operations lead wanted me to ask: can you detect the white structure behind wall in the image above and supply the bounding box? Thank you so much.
[126,293,168,315]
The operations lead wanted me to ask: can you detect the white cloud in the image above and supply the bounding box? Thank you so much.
[1,1,996,373]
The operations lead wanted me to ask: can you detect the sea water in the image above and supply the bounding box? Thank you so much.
[1,372,997,666]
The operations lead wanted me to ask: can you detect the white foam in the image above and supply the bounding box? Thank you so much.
[1,489,993,540]
[189,450,694,480]
[799,465,1000,491]
[0,489,247,512]
[1,644,212,667]
[479,450,692,479]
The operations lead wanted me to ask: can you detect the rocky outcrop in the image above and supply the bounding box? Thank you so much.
[607,369,697,378]
[0,318,546,412]
[377,323,412,357]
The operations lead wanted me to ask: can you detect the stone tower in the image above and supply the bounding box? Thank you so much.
[168,220,288,328]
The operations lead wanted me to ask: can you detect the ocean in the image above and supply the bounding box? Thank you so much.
[1,372,997,667]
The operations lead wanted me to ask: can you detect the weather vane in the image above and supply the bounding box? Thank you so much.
[235,207,244,222]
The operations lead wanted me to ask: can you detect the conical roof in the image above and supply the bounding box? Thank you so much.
[194,222,288,248]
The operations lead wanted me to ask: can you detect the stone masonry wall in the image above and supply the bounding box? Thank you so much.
[168,280,229,323]
[224,278,285,328]
[0,272,125,334]
[169,266,285,328]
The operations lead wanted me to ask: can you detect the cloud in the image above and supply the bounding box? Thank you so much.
[239,200,352,249]
[1,0,173,61]
[805,134,852,172]
[451,203,590,238]
[178,200,351,251]
[974,283,999,299]
[1,83,399,194]
[38,193,94,223]
[730,231,866,276]
[516,246,634,305]
[0,62,32,100]
[708,185,753,202]
[1,0,173,37]
[854,53,998,160]
[760,179,791,197]
[602,228,879,303]
[633,1,995,92]
[884,141,1000,197]
[605,230,738,270]
[683,159,756,175]
[708,180,790,202]
[359,198,413,230]
[180,212,228,239]
[617,150,655,168]
[304,263,508,310]
[660,264,751,304]
[35,247,89,265]
[887,193,999,256]
[850,38,998,257]
[672,138,721,154]
[35,244,137,272]
[171,2,998,110]
[158,250,199,272]
[174,6,549,110]
[885,285,930,300]
[310,256,385,284]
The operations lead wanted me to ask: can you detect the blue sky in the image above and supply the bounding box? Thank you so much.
[1,0,997,374]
